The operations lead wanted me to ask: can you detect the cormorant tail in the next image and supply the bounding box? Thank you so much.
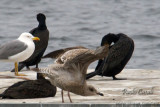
[86,71,100,80]
[0,93,4,97]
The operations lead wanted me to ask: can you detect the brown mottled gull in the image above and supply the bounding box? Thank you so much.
[33,44,109,103]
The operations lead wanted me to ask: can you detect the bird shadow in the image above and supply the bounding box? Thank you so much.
[87,77,160,81]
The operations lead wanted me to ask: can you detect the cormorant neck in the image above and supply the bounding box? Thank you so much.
[112,35,120,43]
[38,22,47,30]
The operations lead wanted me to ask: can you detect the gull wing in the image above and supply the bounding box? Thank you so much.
[0,40,27,59]
[62,46,109,76]
[43,46,86,59]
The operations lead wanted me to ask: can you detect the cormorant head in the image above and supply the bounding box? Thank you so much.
[101,33,120,46]
[37,13,46,23]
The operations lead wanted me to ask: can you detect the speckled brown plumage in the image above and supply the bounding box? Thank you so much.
[43,46,86,59]
[33,45,109,102]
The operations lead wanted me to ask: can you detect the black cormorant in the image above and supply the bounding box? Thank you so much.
[0,79,57,99]
[86,33,134,80]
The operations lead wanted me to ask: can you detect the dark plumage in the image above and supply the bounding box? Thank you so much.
[86,33,134,80]
[0,79,57,99]
[11,13,49,75]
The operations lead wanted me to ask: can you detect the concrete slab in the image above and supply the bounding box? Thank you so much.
[0,69,160,104]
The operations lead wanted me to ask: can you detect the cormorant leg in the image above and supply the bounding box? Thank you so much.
[112,75,127,80]
[26,66,30,70]
[36,64,38,68]
[15,62,26,76]
[68,91,72,103]
[61,90,64,103]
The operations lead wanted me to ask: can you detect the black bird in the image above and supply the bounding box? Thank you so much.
[0,79,57,99]
[86,33,134,80]
[11,13,49,77]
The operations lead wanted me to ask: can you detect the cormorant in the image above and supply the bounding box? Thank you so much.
[86,33,134,80]
[0,79,57,99]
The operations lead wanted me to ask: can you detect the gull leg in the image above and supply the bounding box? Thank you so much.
[68,91,72,103]
[61,90,64,103]
[15,62,18,76]
[15,62,26,76]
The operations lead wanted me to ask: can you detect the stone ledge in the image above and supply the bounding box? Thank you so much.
[0,69,160,104]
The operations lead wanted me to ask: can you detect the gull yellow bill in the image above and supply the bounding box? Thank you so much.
[32,37,40,41]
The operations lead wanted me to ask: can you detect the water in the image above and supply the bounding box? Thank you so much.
[0,0,160,71]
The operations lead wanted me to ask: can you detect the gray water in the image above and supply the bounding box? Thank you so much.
[0,0,160,71]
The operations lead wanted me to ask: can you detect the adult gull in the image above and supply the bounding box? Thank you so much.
[11,13,49,79]
[0,32,40,76]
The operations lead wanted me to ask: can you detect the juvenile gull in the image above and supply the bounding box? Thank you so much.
[43,46,86,59]
[86,33,134,80]
[0,32,40,76]
[33,43,109,103]
[11,13,49,79]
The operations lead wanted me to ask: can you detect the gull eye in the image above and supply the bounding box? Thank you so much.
[89,88,94,92]
[27,35,31,38]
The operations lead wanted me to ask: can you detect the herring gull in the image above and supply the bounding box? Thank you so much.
[11,13,49,79]
[0,32,40,76]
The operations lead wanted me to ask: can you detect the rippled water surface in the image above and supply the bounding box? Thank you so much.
[0,0,160,71]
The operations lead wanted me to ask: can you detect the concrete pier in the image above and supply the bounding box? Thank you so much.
[0,69,160,106]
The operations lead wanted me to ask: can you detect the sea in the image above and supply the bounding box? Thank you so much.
[0,0,160,71]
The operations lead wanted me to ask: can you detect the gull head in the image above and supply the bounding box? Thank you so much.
[85,85,104,96]
[18,32,40,42]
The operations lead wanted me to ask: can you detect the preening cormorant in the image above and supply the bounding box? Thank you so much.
[11,13,49,77]
[86,33,134,80]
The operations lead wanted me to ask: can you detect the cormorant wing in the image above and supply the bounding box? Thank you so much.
[101,39,133,74]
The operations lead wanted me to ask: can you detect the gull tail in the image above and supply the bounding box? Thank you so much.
[31,68,53,78]
[11,63,25,72]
